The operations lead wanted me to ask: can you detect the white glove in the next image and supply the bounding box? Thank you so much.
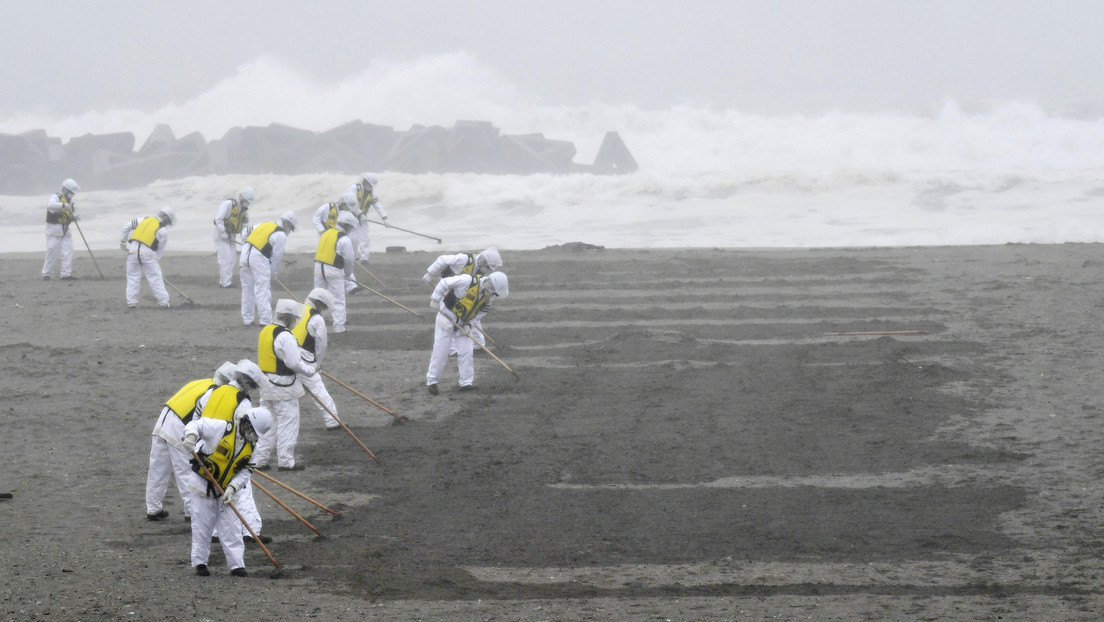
[220,232,231,241]
[383,217,392,228]
[119,240,128,251]
[429,298,441,310]
[182,433,198,455]
[220,483,238,505]
[422,273,433,284]
[300,363,317,376]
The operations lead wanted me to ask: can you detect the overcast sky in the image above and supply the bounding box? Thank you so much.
[5,0,1104,118]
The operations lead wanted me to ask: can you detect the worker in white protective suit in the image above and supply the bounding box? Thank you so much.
[212,187,254,288]
[182,406,272,577]
[426,271,509,394]
[253,299,317,470]
[346,172,391,261]
[421,248,502,284]
[421,248,503,351]
[313,211,358,333]
[41,178,80,280]
[311,189,358,236]
[122,206,176,308]
[192,359,270,544]
[292,288,340,429]
[240,211,298,326]
[145,362,237,522]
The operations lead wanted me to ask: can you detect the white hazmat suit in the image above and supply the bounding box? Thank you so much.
[295,295,339,429]
[254,304,317,469]
[346,179,390,260]
[182,415,261,573]
[122,211,173,308]
[239,219,292,325]
[422,249,502,283]
[213,192,251,287]
[145,386,210,519]
[426,272,509,390]
[145,363,238,521]
[192,380,265,537]
[313,218,357,333]
[41,181,79,280]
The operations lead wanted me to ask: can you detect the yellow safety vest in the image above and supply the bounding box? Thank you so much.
[258,325,293,375]
[291,305,320,354]
[197,419,254,490]
[314,228,345,269]
[245,222,280,258]
[164,379,216,423]
[447,276,492,324]
[324,203,340,229]
[46,195,75,226]
[129,216,163,250]
[356,184,377,215]
[199,385,247,422]
[223,199,247,235]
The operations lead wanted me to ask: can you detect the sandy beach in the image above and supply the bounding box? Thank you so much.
[3,242,1103,621]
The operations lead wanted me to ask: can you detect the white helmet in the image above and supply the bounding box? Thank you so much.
[361,172,377,187]
[476,248,502,272]
[336,211,359,231]
[61,178,80,194]
[238,187,255,205]
[482,271,509,298]
[306,287,335,313]
[274,298,305,326]
[342,189,358,210]
[241,407,272,440]
[234,359,266,392]
[158,206,177,226]
[213,361,238,386]
[279,211,299,231]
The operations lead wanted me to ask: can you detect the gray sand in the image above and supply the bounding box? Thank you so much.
[3,244,1103,621]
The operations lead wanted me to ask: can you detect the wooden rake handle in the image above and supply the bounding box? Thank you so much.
[320,370,404,420]
[253,469,339,515]
[303,384,381,464]
[252,479,323,536]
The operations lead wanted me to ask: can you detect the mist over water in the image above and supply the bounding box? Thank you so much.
[3,53,1104,254]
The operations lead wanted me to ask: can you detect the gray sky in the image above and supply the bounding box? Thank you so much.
[5,0,1104,117]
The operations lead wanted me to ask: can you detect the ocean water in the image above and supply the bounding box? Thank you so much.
[3,54,1104,254]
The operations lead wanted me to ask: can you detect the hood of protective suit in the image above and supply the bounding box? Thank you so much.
[274,299,305,327]
[476,248,502,272]
[238,407,272,439]
[481,271,509,298]
[213,361,238,386]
